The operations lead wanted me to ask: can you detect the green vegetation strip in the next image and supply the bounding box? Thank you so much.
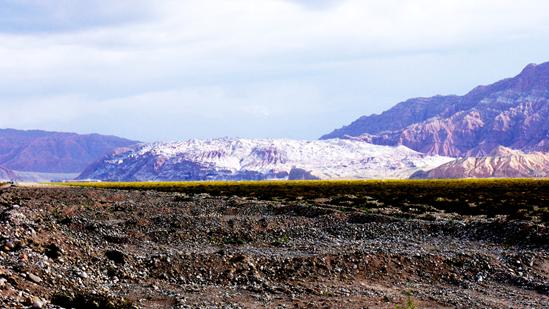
[56,179,549,222]
[57,178,549,194]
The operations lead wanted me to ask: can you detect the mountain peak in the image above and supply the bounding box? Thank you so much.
[521,62,538,71]
[512,61,549,91]
[322,61,549,157]
[519,61,549,75]
[488,146,521,157]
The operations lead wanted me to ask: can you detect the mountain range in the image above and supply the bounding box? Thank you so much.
[322,62,549,157]
[78,138,452,181]
[2,62,548,181]
[0,129,137,175]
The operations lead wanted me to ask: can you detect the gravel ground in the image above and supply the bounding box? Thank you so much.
[0,186,547,308]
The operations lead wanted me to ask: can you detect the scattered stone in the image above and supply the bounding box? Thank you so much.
[26,273,42,284]
[78,271,89,279]
[0,185,545,308]
[31,297,45,308]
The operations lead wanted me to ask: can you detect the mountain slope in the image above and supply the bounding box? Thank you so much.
[0,166,16,181]
[0,129,138,173]
[322,62,549,156]
[411,146,549,179]
[78,138,453,181]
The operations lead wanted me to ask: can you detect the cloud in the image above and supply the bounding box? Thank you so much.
[286,0,341,10]
[0,0,152,33]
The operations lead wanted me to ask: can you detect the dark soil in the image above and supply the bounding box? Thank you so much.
[0,186,547,308]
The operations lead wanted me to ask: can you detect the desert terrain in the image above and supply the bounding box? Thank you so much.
[0,182,547,308]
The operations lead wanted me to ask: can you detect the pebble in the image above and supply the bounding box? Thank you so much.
[78,271,89,279]
[26,273,42,284]
[31,298,44,308]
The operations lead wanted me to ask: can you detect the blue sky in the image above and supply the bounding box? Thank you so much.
[1,0,549,142]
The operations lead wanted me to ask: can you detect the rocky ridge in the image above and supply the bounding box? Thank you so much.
[322,62,549,157]
[411,146,549,179]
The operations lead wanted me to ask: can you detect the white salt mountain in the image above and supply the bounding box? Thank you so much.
[78,138,453,181]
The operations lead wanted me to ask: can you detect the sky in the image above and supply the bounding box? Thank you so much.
[1,0,549,142]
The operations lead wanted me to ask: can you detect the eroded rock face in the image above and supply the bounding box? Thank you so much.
[323,62,549,157]
[411,146,549,178]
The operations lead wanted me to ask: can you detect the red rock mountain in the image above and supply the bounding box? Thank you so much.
[322,62,549,157]
[0,129,138,173]
[411,146,549,179]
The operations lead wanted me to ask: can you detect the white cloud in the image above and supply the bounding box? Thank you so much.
[0,0,152,32]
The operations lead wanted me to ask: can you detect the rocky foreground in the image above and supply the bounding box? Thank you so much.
[0,186,547,308]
